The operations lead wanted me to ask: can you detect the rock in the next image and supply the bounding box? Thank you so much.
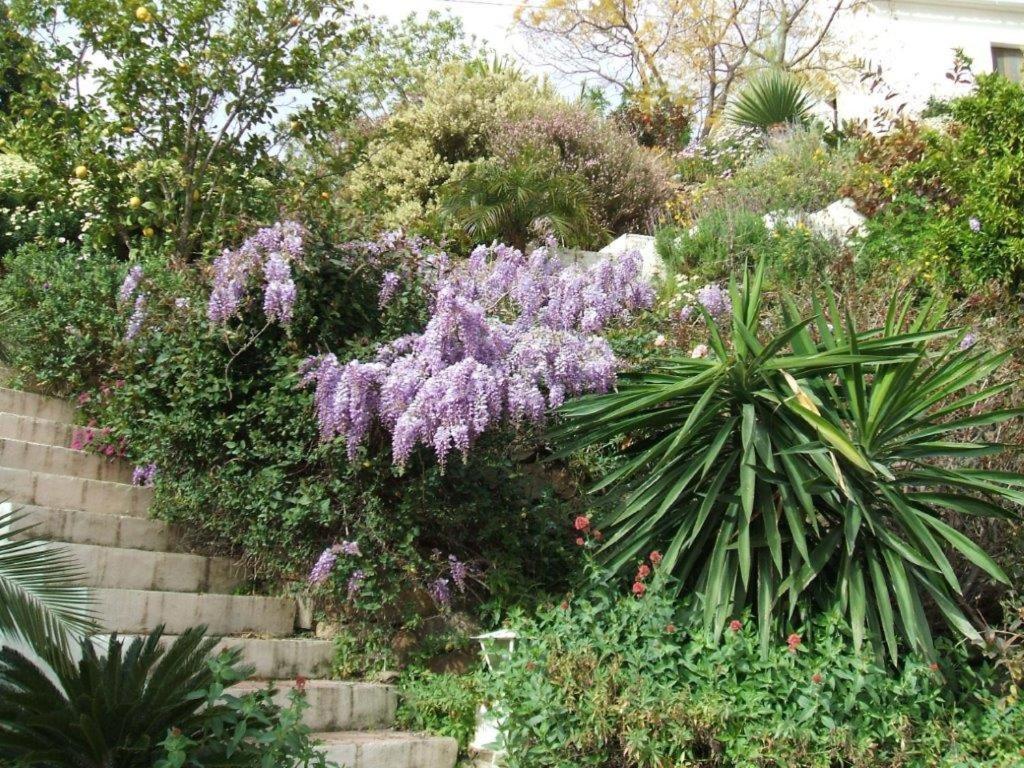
[599,233,663,280]
[764,198,866,244]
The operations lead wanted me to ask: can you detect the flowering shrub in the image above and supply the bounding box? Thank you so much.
[301,242,653,468]
[492,580,1024,768]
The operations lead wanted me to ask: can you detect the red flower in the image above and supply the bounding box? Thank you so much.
[559,601,569,610]
[295,675,307,693]
[811,673,822,684]
[787,633,802,652]
[632,581,647,596]
[635,564,651,581]
[729,619,742,632]
[574,515,591,531]
[665,624,676,634]
[575,537,585,547]
[649,551,663,565]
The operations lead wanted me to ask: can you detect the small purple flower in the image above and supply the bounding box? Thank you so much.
[131,462,157,487]
[679,305,695,322]
[429,577,451,607]
[448,554,468,593]
[335,540,361,557]
[696,284,731,320]
[124,293,147,341]
[174,297,190,309]
[969,217,981,233]
[960,332,977,350]
[347,569,365,598]
[379,271,401,308]
[118,265,143,304]
[308,548,337,585]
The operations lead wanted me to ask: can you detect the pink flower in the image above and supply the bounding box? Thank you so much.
[632,581,646,596]
[635,563,651,581]
[729,619,742,632]
[575,537,585,547]
[787,633,802,652]
[811,673,822,684]
[574,515,591,531]
[649,550,663,565]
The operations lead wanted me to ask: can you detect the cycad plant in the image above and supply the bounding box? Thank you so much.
[0,504,94,654]
[554,263,1022,660]
[729,70,813,131]
[440,150,608,250]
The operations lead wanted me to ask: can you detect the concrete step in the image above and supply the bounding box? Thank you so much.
[0,412,74,448]
[208,636,335,679]
[7,503,179,552]
[315,731,458,768]
[0,466,152,517]
[94,588,297,636]
[59,542,244,593]
[234,680,396,732]
[0,437,133,483]
[0,387,76,423]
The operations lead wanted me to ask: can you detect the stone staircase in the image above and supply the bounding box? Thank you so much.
[0,384,458,768]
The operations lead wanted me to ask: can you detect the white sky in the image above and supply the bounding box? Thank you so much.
[361,0,584,97]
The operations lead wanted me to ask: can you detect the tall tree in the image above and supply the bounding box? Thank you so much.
[516,0,853,138]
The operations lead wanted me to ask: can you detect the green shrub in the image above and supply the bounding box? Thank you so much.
[554,264,1022,659]
[728,70,813,131]
[396,669,482,753]
[492,580,1024,768]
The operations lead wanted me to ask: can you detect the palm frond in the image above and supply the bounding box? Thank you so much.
[554,262,1021,661]
[729,70,813,131]
[0,502,95,654]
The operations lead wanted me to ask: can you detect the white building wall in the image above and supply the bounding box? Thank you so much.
[834,0,1024,122]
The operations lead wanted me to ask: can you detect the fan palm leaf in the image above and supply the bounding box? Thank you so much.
[553,262,1022,661]
[0,502,95,654]
[729,70,813,131]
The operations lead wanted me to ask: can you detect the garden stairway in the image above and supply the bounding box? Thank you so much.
[0,384,458,768]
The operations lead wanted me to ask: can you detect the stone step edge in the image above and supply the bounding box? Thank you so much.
[0,466,154,518]
[313,730,459,767]
[0,387,76,421]
[0,435,134,483]
[6,502,180,553]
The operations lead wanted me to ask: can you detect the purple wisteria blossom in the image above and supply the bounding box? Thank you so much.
[429,577,451,607]
[347,569,365,599]
[969,217,982,233]
[449,554,468,593]
[379,271,401,308]
[124,294,147,341]
[300,242,652,469]
[336,540,361,556]
[696,284,731,319]
[131,462,157,487]
[308,548,337,585]
[118,265,143,304]
[208,221,304,325]
[960,332,977,350]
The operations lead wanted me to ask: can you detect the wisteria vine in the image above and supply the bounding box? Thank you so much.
[300,240,653,469]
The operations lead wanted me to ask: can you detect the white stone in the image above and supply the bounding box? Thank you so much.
[599,233,663,280]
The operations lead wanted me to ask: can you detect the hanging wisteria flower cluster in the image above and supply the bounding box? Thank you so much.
[678,282,731,323]
[300,241,653,469]
[208,221,304,325]
[118,265,147,342]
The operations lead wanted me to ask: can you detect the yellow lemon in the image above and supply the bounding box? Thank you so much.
[135,6,152,22]
[129,196,142,209]
[142,226,155,237]
[73,165,88,179]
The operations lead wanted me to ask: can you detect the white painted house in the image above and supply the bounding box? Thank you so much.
[834,0,1024,121]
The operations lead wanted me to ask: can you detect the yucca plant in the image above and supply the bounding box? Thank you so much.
[0,503,94,655]
[440,151,608,250]
[729,70,813,131]
[554,263,1022,660]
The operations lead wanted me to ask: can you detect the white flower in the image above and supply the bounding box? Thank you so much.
[690,343,709,359]
[653,334,667,348]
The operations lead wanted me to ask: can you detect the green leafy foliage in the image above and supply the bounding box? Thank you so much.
[396,669,482,753]
[440,150,607,249]
[0,505,95,655]
[492,580,1024,768]
[554,263,1022,660]
[0,625,327,767]
[729,71,813,132]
